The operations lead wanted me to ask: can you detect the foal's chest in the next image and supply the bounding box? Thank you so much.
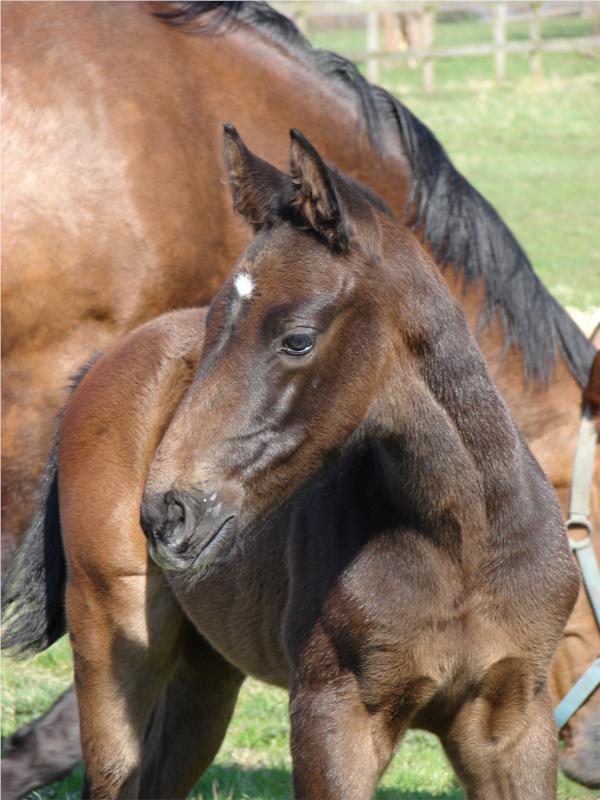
[285,531,527,713]
[172,526,514,710]
[169,529,293,687]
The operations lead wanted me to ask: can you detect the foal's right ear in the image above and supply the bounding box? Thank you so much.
[223,124,291,229]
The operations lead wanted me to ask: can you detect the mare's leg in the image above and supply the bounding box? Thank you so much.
[1,686,81,800]
[138,621,244,799]
[441,666,558,799]
[67,558,184,800]
[289,675,400,800]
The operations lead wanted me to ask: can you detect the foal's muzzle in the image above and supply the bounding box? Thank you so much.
[140,489,238,571]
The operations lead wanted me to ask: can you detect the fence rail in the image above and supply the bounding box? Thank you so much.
[345,35,600,62]
[284,1,600,91]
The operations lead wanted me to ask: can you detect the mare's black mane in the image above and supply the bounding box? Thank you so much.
[156,1,595,387]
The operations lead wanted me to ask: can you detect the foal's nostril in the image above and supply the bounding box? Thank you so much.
[164,493,185,527]
[161,493,188,550]
[140,491,190,551]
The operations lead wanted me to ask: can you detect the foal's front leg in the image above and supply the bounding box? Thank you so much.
[289,673,399,800]
[441,670,559,800]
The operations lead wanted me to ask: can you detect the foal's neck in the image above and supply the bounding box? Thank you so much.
[364,296,530,553]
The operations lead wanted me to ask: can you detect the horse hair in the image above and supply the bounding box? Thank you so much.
[1,359,99,656]
[156,1,596,388]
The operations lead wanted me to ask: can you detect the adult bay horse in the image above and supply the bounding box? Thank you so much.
[3,127,580,800]
[1,0,598,788]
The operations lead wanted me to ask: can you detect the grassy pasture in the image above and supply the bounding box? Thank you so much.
[2,10,599,800]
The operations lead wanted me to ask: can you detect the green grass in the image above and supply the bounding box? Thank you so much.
[2,12,600,800]
[1,638,74,734]
[2,640,596,799]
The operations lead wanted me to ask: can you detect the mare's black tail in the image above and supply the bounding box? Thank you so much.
[1,435,66,656]
[1,359,100,656]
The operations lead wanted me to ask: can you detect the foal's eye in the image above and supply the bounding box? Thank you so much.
[281,333,315,356]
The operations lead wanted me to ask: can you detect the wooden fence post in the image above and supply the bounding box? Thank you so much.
[381,11,401,71]
[366,10,380,83]
[530,2,543,78]
[422,3,436,93]
[493,2,507,82]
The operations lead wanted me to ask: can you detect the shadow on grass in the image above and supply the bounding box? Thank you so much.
[192,764,463,800]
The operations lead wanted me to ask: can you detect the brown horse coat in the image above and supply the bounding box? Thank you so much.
[2,1,598,790]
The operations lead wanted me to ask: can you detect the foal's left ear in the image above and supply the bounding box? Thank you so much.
[223,124,292,229]
[289,129,351,252]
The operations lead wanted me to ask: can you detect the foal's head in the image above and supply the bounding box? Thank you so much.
[141,126,447,570]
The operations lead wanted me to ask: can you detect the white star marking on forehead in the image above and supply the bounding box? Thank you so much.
[234,272,254,299]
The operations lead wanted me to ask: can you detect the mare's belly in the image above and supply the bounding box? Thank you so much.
[167,527,291,688]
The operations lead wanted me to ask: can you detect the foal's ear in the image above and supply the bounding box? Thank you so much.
[289,129,350,252]
[223,124,291,229]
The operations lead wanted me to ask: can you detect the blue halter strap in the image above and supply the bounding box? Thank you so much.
[554,405,600,730]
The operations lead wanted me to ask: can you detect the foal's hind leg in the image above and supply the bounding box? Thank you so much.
[441,669,558,799]
[138,621,244,799]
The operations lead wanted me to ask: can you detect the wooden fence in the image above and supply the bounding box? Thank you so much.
[283,1,600,92]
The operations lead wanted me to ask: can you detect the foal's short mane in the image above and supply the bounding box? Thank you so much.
[156,1,595,387]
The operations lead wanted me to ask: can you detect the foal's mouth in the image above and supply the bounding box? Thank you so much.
[190,514,237,567]
[148,515,238,572]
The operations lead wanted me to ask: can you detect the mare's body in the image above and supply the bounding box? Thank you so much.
[1,1,598,789]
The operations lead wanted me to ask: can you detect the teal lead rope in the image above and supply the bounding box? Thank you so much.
[554,405,600,730]
[554,658,600,730]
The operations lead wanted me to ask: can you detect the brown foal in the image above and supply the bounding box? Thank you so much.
[3,129,579,799]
